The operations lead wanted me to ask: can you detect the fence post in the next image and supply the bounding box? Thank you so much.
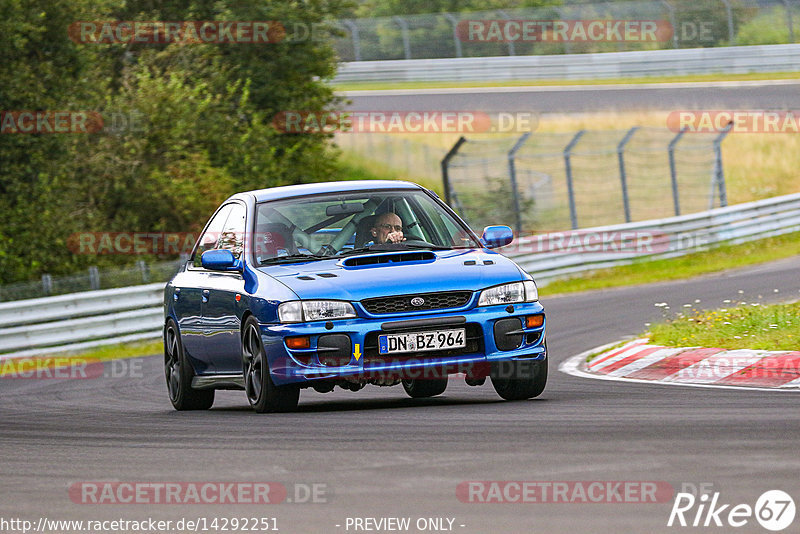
[89,266,100,290]
[508,132,531,235]
[392,16,412,59]
[564,130,585,230]
[660,0,679,48]
[782,0,795,43]
[403,138,411,175]
[617,127,639,223]
[342,19,362,61]
[497,10,516,55]
[42,274,53,296]
[137,260,150,283]
[668,127,687,216]
[554,8,572,53]
[719,0,735,44]
[443,13,463,58]
[441,136,467,205]
[712,122,732,208]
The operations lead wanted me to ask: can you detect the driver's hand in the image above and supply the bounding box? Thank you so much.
[386,231,405,244]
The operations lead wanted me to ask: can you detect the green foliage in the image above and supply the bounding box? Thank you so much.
[452,176,536,232]
[0,0,349,284]
[736,6,797,45]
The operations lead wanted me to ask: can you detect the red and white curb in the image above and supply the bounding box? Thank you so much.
[560,338,800,391]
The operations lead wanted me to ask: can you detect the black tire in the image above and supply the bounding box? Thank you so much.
[401,377,448,398]
[164,320,215,410]
[242,317,300,413]
[490,356,548,401]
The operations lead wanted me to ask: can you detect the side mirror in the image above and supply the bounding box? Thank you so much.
[481,225,514,249]
[201,249,241,271]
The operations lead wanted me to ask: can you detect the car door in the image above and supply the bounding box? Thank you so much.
[201,202,247,373]
[177,204,233,372]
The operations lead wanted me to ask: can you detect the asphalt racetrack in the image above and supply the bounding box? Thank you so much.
[343,80,800,114]
[2,255,799,534]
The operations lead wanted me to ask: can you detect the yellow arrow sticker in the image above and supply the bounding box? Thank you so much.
[353,343,362,362]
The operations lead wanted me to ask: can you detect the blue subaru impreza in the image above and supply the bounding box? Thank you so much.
[163,180,546,412]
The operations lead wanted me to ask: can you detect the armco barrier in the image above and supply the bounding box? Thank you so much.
[334,44,800,83]
[1,192,799,359]
[0,283,164,360]
[504,192,800,282]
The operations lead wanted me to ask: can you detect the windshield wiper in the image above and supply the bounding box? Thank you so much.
[400,243,453,250]
[260,253,330,265]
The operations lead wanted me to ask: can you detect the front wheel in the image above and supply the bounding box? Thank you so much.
[164,320,214,410]
[401,378,448,398]
[242,317,300,413]
[490,356,547,401]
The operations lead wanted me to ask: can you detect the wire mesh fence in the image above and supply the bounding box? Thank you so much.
[0,260,182,302]
[443,127,729,233]
[335,133,444,182]
[333,0,800,62]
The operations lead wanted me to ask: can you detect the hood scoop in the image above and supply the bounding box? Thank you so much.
[342,251,435,268]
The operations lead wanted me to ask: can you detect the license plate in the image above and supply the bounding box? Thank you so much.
[378,329,466,355]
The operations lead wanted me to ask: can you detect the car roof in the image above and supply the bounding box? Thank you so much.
[229,180,426,203]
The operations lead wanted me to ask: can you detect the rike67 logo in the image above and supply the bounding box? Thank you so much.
[668,489,796,531]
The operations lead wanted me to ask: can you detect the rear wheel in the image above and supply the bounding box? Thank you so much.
[401,378,448,398]
[242,317,300,413]
[164,320,214,410]
[490,356,547,401]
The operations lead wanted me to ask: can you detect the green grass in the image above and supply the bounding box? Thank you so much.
[333,72,800,92]
[542,231,800,296]
[0,339,162,377]
[647,301,800,351]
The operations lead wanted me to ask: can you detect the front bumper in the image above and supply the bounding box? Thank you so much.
[261,301,546,386]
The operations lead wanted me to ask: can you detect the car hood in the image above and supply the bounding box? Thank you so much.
[258,249,524,301]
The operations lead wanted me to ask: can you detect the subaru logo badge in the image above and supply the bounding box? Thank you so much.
[411,297,425,307]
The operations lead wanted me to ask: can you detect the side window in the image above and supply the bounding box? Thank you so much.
[192,204,233,268]
[217,203,246,259]
[415,196,472,247]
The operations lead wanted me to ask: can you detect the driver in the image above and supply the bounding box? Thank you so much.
[370,212,406,244]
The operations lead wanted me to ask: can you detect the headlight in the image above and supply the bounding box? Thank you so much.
[478,281,539,306]
[278,300,357,323]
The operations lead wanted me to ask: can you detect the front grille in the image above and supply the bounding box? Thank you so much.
[363,323,483,365]
[361,291,472,315]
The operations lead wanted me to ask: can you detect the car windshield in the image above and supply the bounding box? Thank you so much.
[253,189,480,265]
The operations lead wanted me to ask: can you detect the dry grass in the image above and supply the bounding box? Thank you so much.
[338,111,800,207]
[535,112,800,204]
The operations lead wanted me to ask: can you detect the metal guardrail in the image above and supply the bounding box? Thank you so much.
[332,1,800,62]
[334,43,800,82]
[504,192,800,282]
[0,283,164,360]
[1,192,799,360]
